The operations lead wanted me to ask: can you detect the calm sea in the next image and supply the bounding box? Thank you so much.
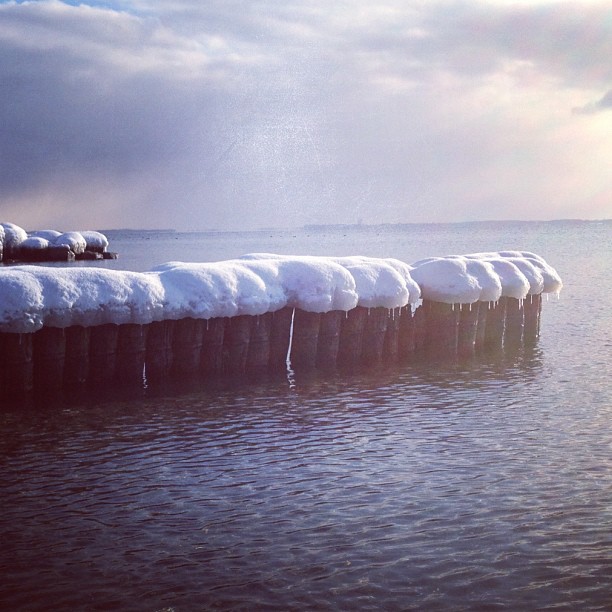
[1,221,611,610]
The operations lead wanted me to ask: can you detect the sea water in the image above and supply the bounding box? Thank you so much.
[1,220,611,610]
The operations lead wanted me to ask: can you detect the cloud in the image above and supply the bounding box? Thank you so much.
[573,89,612,114]
[0,0,611,231]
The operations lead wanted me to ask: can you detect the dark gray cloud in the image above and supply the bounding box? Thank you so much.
[1,0,610,230]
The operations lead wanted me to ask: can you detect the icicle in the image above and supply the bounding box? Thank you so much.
[286,308,296,367]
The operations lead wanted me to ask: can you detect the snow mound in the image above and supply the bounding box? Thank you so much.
[79,230,109,253]
[29,230,62,242]
[54,232,87,255]
[1,222,28,254]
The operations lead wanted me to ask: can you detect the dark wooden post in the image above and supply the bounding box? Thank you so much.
[116,323,148,386]
[485,299,506,350]
[457,303,479,359]
[33,326,66,390]
[89,324,119,386]
[523,293,542,344]
[64,325,90,387]
[223,315,252,374]
[145,319,174,382]
[337,306,368,367]
[475,302,488,352]
[172,317,205,377]
[504,297,524,347]
[201,317,226,376]
[247,312,273,371]
[423,300,459,359]
[1,332,34,395]
[362,307,389,366]
[398,305,416,360]
[383,308,401,364]
[317,310,343,369]
[269,307,293,371]
[290,309,321,369]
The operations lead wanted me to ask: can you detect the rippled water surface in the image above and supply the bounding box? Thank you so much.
[1,221,611,610]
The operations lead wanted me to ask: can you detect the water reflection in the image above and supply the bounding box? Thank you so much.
[7,340,607,612]
[2,341,545,414]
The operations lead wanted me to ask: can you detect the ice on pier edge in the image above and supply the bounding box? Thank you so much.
[0,252,562,334]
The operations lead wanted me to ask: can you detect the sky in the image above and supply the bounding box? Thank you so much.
[1,0,611,231]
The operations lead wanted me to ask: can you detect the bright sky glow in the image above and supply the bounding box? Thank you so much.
[0,0,610,230]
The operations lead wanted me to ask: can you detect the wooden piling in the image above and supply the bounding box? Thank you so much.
[33,326,66,390]
[337,306,368,367]
[290,309,321,369]
[247,312,273,371]
[316,310,343,369]
[457,303,479,358]
[383,308,400,364]
[116,323,147,386]
[485,299,506,350]
[201,317,226,376]
[64,325,90,387]
[423,300,460,359]
[223,315,252,374]
[523,293,542,344]
[268,307,293,371]
[362,307,389,366]
[504,297,524,347]
[475,302,488,351]
[145,319,174,382]
[89,324,119,386]
[172,318,205,377]
[398,305,416,361]
[413,304,427,352]
[1,332,34,395]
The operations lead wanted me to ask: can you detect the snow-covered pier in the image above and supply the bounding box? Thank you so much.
[0,222,116,263]
[0,252,562,397]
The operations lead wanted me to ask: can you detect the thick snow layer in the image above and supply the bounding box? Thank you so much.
[465,251,562,295]
[2,223,111,258]
[156,256,359,316]
[410,251,562,303]
[79,230,109,252]
[20,237,50,251]
[478,259,530,299]
[29,230,62,242]
[410,258,483,304]
[1,223,28,250]
[0,267,165,333]
[55,231,87,255]
[503,257,545,295]
[0,252,561,333]
[240,253,420,307]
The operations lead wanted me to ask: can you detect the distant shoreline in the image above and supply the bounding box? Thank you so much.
[100,218,611,235]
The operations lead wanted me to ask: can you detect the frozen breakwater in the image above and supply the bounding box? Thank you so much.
[0,222,117,262]
[0,251,562,397]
